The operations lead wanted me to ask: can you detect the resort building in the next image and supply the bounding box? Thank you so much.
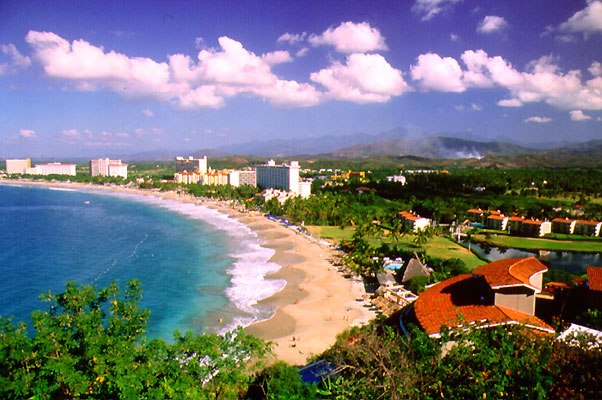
[574,220,602,237]
[175,156,207,174]
[402,257,554,338]
[6,158,31,174]
[255,160,300,195]
[486,215,508,231]
[26,162,76,176]
[399,211,430,232]
[521,219,552,237]
[174,171,203,184]
[228,170,257,187]
[298,181,312,199]
[467,208,484,222]
[551,218,576,235]
[90,158,128,179]
[386,175,406,185]
[587,266,602,310]
[507,216,525,235]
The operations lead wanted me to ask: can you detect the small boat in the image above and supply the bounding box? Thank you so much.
[83,201,90,204]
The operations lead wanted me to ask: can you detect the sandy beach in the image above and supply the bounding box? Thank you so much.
[0,179,376,365]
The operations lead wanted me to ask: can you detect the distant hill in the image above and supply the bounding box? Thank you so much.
[326,136,534,159]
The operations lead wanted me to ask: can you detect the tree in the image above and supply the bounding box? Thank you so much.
[0,281,270,399]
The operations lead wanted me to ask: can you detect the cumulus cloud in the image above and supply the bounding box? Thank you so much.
[558,0,602,38]
[0,43,31,75]
[277,32,307,45]
[590,61,602,76]
[409,48,602,110]
[525,116,552,123]
[497,98,523,107]
[570,109,592,120]
[142,108,154,117]
[310,53,410,103]
[412,0,463,21]
[19,129,37,138]
[296,47,309,57]
[411,53,465,92]
[308,22,387,53]
[25,30,322,110]
[477,16,508,34]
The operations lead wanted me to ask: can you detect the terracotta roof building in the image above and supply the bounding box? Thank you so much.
[551,218,576,235]
[574,220,602,237]
[486,215,508,231]
[402,257,554,337]
[399,211,430,232]
[587,266,602,310]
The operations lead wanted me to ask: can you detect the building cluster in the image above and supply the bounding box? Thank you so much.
[399,211,431,232]
[6,158,76,176]
[173,157,312,199]
[90,158,128,179]
[468,209,601,237]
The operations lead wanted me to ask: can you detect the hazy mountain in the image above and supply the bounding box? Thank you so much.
[326,136,534,159]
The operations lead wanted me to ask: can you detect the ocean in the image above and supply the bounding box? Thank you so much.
[0,183,285,339]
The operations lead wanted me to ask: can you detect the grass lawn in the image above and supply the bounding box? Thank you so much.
[306,226,486,271]
[473,234,602,252]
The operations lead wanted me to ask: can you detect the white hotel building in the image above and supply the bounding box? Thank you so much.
[26,162,76,176]
[90,158,128,179]
[255,160,311,198]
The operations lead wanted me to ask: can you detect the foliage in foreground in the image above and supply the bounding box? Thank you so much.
[0,281,270,399]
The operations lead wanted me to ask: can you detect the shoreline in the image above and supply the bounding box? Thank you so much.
[0,179,376,365]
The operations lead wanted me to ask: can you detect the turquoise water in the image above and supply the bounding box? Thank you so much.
[0,184,285,339]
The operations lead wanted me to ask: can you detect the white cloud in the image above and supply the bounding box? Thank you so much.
[261,50,293,65]
[409,48,602,110]
[310,53,410,103]
[525,116,552,123]
[477,16,508,34]
[0,43,31,75]
[26,31,322,110]
[450,33,459,41]
[19,129,37,138]
[142,108,154,117]
[412,0,463,21]
[558,0,602,37]
[497,98,523,107]
[570,109,592,121]
[296,47,309,57]
[471,103,482,111]
[589,61,602,76]
[411,53,465,92]
[308,22,387,53]
[61,128,81,138]
[277,32,307,45]
[194,37,205,49]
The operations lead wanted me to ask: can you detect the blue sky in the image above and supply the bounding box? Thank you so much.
[1,0,602,158]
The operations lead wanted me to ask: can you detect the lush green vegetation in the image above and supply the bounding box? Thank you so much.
[473,233,602,252]
[0,281,269,399]
[3,282,601,400]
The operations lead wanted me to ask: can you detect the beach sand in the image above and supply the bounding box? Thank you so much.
[1,179,376,365]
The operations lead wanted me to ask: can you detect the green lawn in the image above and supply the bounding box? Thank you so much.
[473,234,602,252]
[306,226,486,271]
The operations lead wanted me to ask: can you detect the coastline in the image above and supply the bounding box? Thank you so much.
[0,179,376,365]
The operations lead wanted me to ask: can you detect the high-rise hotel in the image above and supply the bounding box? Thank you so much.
[255,159,300,194]
[90,158,128,179]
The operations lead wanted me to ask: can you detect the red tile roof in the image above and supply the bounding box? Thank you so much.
[487,215,506,220]
[473,257,547,290]
[468,209,484,214]
[508,216,524,221]
[413,272,553,336]
[587,266,602,292]
[489,210,502,215]
[523,219,543,225]
[576,220,601,226]
[552,218,575,223]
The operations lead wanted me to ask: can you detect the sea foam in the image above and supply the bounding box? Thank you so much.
[98,192,286,330]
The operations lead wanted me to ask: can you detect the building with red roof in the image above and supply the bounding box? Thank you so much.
[401,257,554,337]
[574,220,601,237]
[486,215,508,231]
[551,218,576,235]
[521,219,552,237]
[399,211,430,232]
[587,266,602,310]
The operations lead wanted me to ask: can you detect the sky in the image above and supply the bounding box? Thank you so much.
[1,0,602,158]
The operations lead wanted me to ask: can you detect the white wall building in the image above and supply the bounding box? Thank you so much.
[175,156,207,174]
[255,160,300,194]
[6,158,31,174]
[90,158,128,179]
[26,162,76,176]
[386,175,406,185]
[228,170,257,187]
[298,181,312,199]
